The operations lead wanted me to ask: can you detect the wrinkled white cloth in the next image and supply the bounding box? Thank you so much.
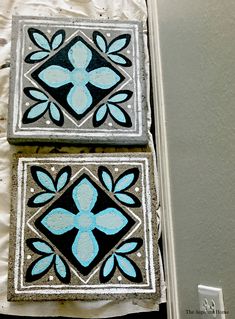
[0,0,165,317]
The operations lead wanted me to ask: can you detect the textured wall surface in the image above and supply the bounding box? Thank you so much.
[157,1,235,318]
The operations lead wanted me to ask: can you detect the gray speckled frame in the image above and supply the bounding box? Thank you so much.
[8,153,159,301]
[7,16,147,145]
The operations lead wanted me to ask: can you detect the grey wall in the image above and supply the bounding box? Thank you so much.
[157,1,235,318]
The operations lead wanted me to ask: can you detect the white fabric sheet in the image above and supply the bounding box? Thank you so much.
[0,0,165,317]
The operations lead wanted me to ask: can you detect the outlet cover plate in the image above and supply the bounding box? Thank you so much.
[198,285,226,319]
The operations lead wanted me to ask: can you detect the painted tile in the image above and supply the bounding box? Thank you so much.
[8,16,147,145]
[8,153,159,301]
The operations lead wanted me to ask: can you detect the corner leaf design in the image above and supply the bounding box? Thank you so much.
[115,193,140,207]
[114,168,139,192]
[107,34,132,66]
[26,238,71,283]
[26,238,54,255]
[98,166,114,192]
[108,34,131,53]
[93,90,133,128]
[54,255,71,283]
[51,30,65,50]
[113,168,141,207]
[28,192,55,207]
[31,166,56,192]
[28,166,71,207]
[116,255,142,282]
[93,104,108,126]
[114,193,139,206]
[100,238,143,283]
[55,166,71,192]
[108,104,131,127]
[24,88,48,101]
[23,87,64,126]
[100,254,116,282]
[48,102,64,126]
[116,238,143,255]
[25,51,50,63]
[98,166,141,207]
[26,255,55,281]
[28,28,51,51]
[93,32,132,66]
[25,28,65,63]
[22,101,49,124]
[93,31,107,53]
[108,91,133,103]
[107,53,132,66]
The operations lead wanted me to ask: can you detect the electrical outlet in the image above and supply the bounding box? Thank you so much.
[198,285,226,319]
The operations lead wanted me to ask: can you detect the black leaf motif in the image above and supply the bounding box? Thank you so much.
[22,101,49,124]
[98,166,114,192]
[54,255,71,284]
[50,29,65,50]
[25,50,50,64]
[93,31,108,53]
[27,191,55,207]
[48,102,64,127]
[107,34,131,54]
[54,166,71,192]
[93,104,109,127]
[26,254,55,282]
[107,104,132,127]
[28,28,51,51]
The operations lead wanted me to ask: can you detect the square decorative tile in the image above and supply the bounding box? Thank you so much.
[7,16,147,145]
[8,153,159,301]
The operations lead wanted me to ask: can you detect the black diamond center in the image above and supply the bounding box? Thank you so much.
[31,36,125,121]
[34,173,135,276]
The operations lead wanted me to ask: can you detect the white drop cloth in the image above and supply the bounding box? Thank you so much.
[0,0,165,317]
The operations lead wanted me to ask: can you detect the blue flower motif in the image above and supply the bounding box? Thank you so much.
[41,177,128,267]
[38,40,121,116]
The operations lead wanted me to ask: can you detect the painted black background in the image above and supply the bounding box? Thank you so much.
[31,36,125,121]
[35,173,135,276]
